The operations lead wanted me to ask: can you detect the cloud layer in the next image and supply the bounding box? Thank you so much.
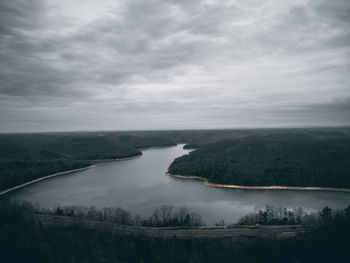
[1,0,349,132]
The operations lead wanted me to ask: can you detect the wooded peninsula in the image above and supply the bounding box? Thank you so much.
[168,131,350,189]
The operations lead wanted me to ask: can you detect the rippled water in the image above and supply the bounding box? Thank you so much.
[8,144,350,225]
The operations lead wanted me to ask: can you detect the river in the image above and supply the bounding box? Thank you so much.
[8,144,350,225]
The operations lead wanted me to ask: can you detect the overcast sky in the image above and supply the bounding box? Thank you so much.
[0,0,349,132]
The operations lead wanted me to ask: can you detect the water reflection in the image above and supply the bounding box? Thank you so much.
[9,144,350,225]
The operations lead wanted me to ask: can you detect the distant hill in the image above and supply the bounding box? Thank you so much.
[44,136,142,160]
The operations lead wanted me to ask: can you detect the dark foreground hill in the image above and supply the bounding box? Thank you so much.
[1,201,350,263]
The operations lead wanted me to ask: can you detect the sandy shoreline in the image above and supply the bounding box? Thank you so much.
[0,165,96,196]
[166,172,350,193]
[0,153,145,196]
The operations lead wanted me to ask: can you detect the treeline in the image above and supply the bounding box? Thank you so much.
[180,128,350,149]
[10,201,349,228]
[1,200,350,262]
[237,205,350,226]
[41,204,204,227]
[168,134,350,188]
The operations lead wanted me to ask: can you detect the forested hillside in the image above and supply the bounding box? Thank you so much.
[0,132,175,191]
[168,133,350,188]
[1,127,350,192]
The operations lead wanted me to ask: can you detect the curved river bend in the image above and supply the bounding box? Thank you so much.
[8,145,350,225]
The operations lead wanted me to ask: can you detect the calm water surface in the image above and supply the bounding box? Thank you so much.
[9,144,350,225]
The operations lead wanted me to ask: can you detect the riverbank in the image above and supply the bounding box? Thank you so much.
[0,153,145,196]
[166,172,350,193]
[0,165,97,196]
[87,153,143,162]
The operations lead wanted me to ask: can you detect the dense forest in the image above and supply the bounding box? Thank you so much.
[0,132,175,191]
[1,200,350,263]
[168,133,350,188]
[1,127,350,192]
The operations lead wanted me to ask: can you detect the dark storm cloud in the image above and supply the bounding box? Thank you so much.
[0,0,349,132]
[0,0,79,99]
[0,0,46,33]
[312,0,350,24]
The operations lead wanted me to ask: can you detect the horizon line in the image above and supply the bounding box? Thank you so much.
[1,124,350,135]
